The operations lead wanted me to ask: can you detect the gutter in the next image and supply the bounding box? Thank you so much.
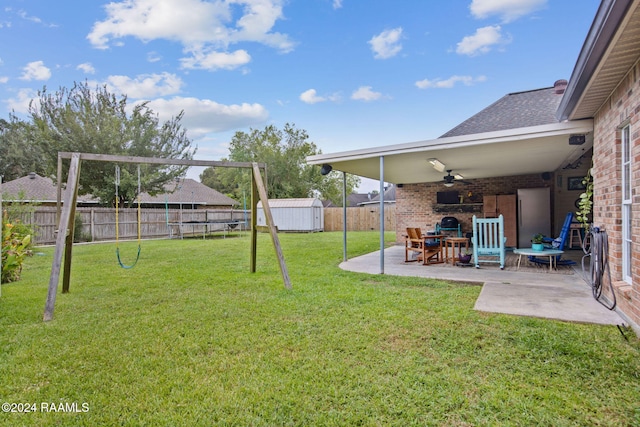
[556,0,633,121]
[307,120,593,164]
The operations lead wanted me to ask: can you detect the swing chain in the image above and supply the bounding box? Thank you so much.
[114,164,142,269]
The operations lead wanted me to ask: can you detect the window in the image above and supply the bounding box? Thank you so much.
[621,125,632,283]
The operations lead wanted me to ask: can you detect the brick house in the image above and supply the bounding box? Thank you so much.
[307,0,640,331]
[556,0,640,329]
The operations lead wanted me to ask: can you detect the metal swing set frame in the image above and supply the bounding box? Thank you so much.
[43,152,291,322]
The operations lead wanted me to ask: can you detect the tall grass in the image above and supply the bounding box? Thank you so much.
[1,232,639,426]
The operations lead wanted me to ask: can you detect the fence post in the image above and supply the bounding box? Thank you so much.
[90,209,95,242]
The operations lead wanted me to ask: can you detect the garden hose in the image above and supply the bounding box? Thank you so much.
[581,226,616,310]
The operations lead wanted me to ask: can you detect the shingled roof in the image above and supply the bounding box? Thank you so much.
[2,174,237,207]
[1,173,98,204]
[360,184,396,205]
[140,178,237,207]
[440,81,567,138]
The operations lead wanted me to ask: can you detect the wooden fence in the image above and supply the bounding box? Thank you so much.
[323,205,396,232]
[15,207,250,245]
[9,205,394,244]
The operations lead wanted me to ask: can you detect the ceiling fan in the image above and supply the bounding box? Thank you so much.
[442,170,471,187]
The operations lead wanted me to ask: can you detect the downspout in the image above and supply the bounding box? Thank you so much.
[379,156,385,274]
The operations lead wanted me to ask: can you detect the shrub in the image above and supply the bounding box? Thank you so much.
[73,214,92,243]
[1,210,33,283]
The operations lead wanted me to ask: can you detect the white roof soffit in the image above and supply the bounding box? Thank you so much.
[307,120,594,184]
[558,0,640,121]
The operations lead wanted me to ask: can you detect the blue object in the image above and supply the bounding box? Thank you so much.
[435,222,462,237]
[528,212,576,266]
[472,215,506,269]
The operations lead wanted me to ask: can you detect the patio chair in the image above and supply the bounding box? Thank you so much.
[404,227,444,265]
[528,212,577,267]
[472,215,506,269]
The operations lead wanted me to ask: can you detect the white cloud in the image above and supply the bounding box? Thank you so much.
[415,75,487,89]
[368,27,403,59]
[143,96,269,137]
[300,89,324,104]
[87,0,295,68]
[77,62,96,74]
[19,60,51,81]
[4,88,38,114]
[0,76,8,84]
[351,86,382,101]
[456,25,508,56]
[299,89,341,104]
[470,0,546,23]
[333,0,343,9]
[180,49,251,71]
[103,72,184,98]
[147,51,162,63]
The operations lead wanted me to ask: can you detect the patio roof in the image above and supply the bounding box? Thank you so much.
[307,120,594,185]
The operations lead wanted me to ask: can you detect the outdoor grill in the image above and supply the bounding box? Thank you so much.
[440,216,459,229]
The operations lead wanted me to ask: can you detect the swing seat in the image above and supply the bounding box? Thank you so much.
[116,245,141,269]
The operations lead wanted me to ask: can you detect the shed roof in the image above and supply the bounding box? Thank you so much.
[257,198,323,208]
[440,86,564,138]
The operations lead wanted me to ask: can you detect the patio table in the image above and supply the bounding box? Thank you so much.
[513,248,564,272]
[444,237,469,265]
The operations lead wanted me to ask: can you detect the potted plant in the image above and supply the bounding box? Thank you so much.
[458,248,472,264]
[531,233,545,251]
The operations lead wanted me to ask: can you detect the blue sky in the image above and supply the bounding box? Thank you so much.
[1,0,600,191]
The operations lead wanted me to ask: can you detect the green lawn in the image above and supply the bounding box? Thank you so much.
[1,231,639,426]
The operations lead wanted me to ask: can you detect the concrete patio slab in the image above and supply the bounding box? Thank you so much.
[340,245,624,326]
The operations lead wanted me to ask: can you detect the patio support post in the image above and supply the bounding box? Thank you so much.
[379,156,385,274]
[0,175,2,298]
[343,171,347,262]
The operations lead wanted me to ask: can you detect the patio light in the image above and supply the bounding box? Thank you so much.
[428,158,446,172]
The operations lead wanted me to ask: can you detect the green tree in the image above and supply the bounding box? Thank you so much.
[0,115,46,181]
[200,124,359,205]
[29,81,195,205]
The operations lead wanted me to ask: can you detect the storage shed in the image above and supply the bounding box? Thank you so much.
[257,198,324,232]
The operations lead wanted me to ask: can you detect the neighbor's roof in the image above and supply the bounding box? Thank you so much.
[1,173,98,203]
[440,86,564,138]
[140,178,237,206]
[348,193,372,206]
[360,185,396,205]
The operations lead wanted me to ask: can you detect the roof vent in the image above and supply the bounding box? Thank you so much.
[28,172,37,179]
[553,79,568,94]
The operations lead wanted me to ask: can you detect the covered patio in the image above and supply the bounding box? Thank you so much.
[308,76,599,267]
[340,245,624,327]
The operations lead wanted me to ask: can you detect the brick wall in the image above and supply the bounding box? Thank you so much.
[395,173,550,243]
[592,60,640,326]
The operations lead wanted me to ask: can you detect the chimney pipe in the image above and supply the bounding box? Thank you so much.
[553,79,568,94]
